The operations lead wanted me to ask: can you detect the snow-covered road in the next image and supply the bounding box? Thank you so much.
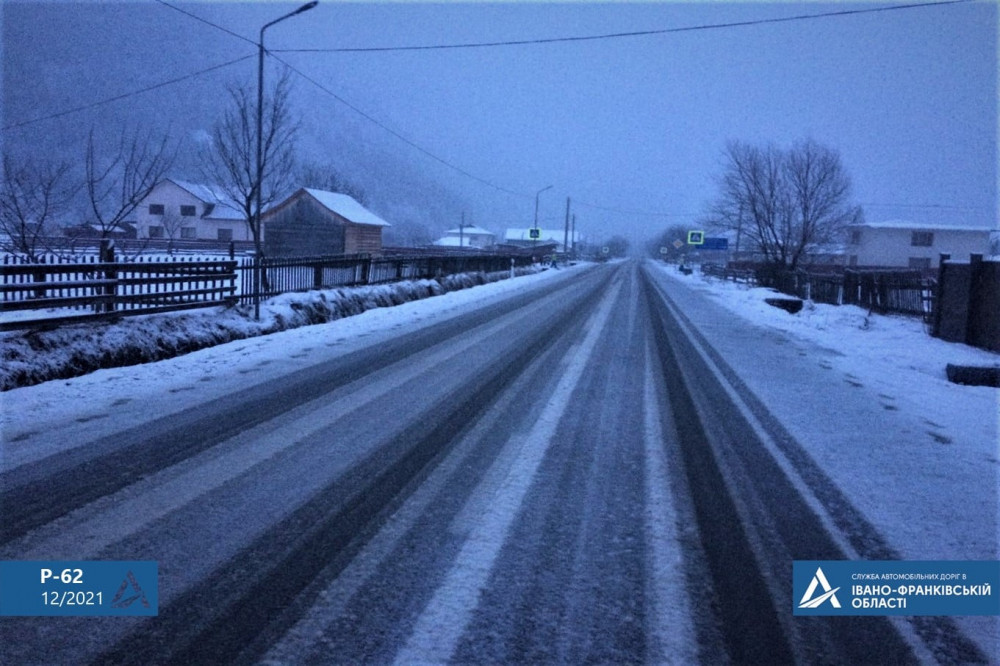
[1,259,996,664]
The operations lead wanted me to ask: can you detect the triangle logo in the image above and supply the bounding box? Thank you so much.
[798,566,842,609]
[110,570,151,609]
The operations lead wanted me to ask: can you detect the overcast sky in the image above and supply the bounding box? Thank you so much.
[3,1,997,245]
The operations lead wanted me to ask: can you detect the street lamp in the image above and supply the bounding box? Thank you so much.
[533,185,553,230]
[532,185,553,252]
[254,0,317,318]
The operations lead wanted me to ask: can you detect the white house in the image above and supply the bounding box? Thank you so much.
[433,225,495,249]
[134,179,248,242]
[845,221,992,269]
[504,228,579,253]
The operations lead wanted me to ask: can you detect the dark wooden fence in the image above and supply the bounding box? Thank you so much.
[700,263,935,319]
[2,249,535,330]
[1,248,237,331]
[933,254,999,352]
[239,253,532,304]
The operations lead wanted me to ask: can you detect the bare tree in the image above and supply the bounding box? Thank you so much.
[85,127,174,241]
[784,138,862,266]
[0,155,77,261]
[159,209,185,242]
[705,139,860,269]
[201,70,298,259]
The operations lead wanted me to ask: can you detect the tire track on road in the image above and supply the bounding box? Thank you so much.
[642,264,988,664]
[91,267,616,666]
[0,270,590,546]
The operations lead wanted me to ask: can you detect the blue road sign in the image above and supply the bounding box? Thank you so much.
[701,237,729,250]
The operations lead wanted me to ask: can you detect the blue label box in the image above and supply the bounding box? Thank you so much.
[793,560,1000,616]
[0,560,158,617]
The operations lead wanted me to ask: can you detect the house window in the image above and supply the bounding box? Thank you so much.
[181,227,197,240]
[217,228,233,242]
[148,225,164,239]
[149,204,165,215]
[908,257,932,269]
[911,231,934,247]
[180,205,197,217]
[849,230,861,245]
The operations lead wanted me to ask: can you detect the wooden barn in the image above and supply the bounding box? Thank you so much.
[262,188,391,257]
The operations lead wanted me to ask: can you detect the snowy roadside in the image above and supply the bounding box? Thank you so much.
[652,262,999,452]
[0,263,593,469]
[651,260,1000,659]
[651,260,1000,557]
[0,266,551,391]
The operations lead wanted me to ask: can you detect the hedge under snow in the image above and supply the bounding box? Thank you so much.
[1,269,534,391]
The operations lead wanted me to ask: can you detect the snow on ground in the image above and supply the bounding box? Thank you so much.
[653,261,999,655]
[0,263,590,470]
[0,267,548,391]
[655,261,999,465]
[653,261,1000,558]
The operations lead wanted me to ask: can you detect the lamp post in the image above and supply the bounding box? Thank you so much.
[532,184,552,250]
[533,184,553,230]
[254,0,317,318]
[458,211,471,249]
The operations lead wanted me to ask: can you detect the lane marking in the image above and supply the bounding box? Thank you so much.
[392,274,624,666]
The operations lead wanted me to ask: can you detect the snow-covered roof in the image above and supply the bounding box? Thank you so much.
[433,235,494,247]
[850,220,992,233]
[302,188,391,227]
[443,226,494,236]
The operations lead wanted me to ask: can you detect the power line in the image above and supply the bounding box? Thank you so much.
[2,55,254,131]
[571,199,695,218]
[152,0,257,47]
[269,55,533,200]
[155,0,531,199]
[274,0,971,54]
[8,0,975,221]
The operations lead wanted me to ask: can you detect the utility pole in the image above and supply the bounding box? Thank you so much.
[735,201,743,261]
[459,211,465,249]
[563,197,571,257]
[571,214,577,258]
